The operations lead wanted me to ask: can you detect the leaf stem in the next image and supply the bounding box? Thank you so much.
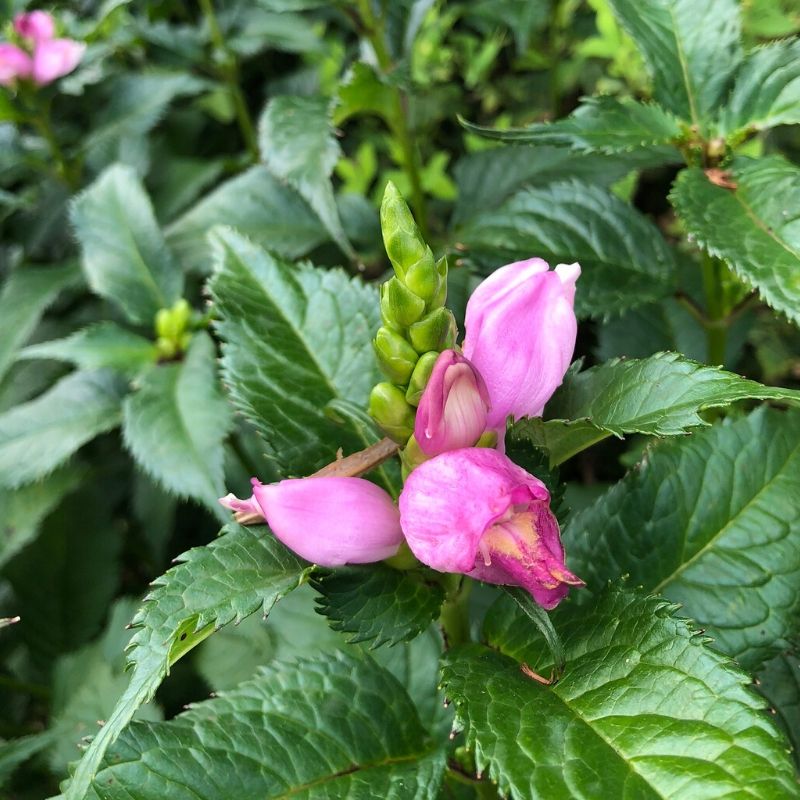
[438,575,472,648]
[701,253,728,366]
[31,97,80,190]
[199,0,259,161]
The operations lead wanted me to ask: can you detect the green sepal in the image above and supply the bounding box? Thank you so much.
[408,307,456,354]
[368,382,416,443]
[403,246,440,306]
[380,277,426,329]
[399,434,430,478]
[431,255,448,308]
[405,351,439,406]
[373,327,419,384]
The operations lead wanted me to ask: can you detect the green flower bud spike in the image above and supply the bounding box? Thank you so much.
[373,326,419,384]
[380,278,426,329]
[405,351,439,406]
[155,298,193,360]
[368,383,416,443]
[408,307,456,354]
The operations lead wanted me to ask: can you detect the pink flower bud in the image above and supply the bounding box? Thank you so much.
[14,11,56,42]
[399,448,583,609]
[463,258,580,430]
[0,44,32,86]
[220,476,403,566]
[415,349,491,456]
[31,38,84,85]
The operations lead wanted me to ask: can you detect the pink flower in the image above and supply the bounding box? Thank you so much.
[399,448,582,609]
[31,38,84,85]
[463,258,579,431]
[415,349,490,456]
[13,10,56,42]
[0,44,32,86]
[220,476,403,566]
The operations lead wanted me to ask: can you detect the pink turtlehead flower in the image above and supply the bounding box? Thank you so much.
[399,448,582,609]
[463,258,579,432]
[220,476,403,566]
[31,37,85,85]
[0,44,32,85]
[415,349,490,456]
[13,10,56,42]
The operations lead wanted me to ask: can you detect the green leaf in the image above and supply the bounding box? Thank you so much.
[19,322,158,375]
[757,652,800,767]
[122,333,231,520]
[62,522,311,800]
[71,164,183,325]
[0,264,80,384]
[513,352,800,464]
[334,61,396,125]
[719,39,800,137]
[671,157,800,325]
[210,228,392,483]
[502,587,565,677]
[258,95,354,258]
[0,370,125,489]
[441,589,797,800]
[460,97,682,154]
[0,465,83,571]
[607,0,742,125]
[457,181,678,318]
[165,165,329,272]
[312,565,445,648]
[0,733,55,789]
[565,408,800,670]
[84,652,445,799]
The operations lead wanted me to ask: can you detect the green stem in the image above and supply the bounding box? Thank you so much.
[32,98,79,190]
[701,254,728,366]
[438,575,472,647]
[355,0,429,239]
[199,0,259,161]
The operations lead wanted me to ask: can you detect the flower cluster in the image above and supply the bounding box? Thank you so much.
[221,185,582,609]
[0,11,84,88]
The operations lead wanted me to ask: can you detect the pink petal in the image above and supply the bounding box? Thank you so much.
[0,44,32,85]
[31,38,84,85]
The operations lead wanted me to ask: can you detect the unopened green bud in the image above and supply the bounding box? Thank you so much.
[369,382,416,443]
[408,308,456,354]
[155,308,172,339]
[405,351,439,406]
[400,434,430,477]
[381,182,429,281]
[374,326,419,384]
[380,277,426,329]
[404,247,441,305]
[431,255,448,309]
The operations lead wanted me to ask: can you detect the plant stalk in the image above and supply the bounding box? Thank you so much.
[701,253,728,366]
[438,575,472,648]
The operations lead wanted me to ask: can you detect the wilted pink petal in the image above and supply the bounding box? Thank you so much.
[415,349,490,456]
[31,37,84,85]
[14,10,56,42]
[0,44,32,86]
[399,448,582,609]
[219,478,265,519]
[463,258,580,430]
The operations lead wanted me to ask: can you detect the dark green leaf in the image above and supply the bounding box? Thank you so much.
[312,565,444,648]
[71,164,183,325]
[514,351,800,464]
[719,39,800,137]
[608,0,742,125]
[20,322,158,375]
[757,652,800,766]
[62,523,310,800]
[86,652,445,799]
[671,157,800,324]
[0,370,125,489]
[0,733,55,788]
[210,228,393,484]
[0,264,80,384]
[461,97,682,154]
[258,95,354,258]
[165,166,328,272]
[457,181,677,318]
[441,589,797,800]
[565,408,800,669]
[502,587,565,676]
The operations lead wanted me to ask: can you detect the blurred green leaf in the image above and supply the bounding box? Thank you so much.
[756,651,800,767]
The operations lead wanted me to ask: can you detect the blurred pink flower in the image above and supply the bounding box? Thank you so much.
[400,448,582,609]
[13,10,56,42]
[0,43,32,86]
[31,37,85,85]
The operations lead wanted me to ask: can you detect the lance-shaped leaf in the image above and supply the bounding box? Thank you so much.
[671,157,800,325]
[312,565,445,648]
[460,97,682,155]
[71,164,183,325]
[457,181,677,318]
[165,166,328,272]
[81,652,445,799]
[210,228,393,486]
[512,352,800,464]
[258,95,354,258]
[719,39,800,138]
[62,523,310,800]
[0,370,125,489]
[122,333,231,520]
[441,590,797,800]
[564,408,800,670]
[607,0,742,126]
